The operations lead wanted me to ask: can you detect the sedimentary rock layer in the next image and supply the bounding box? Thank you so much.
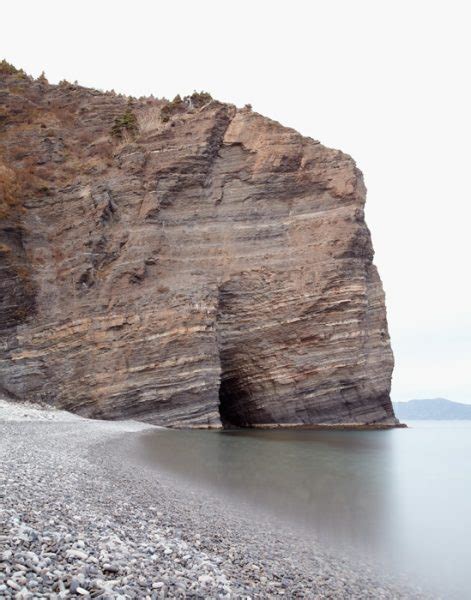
[0,65,396,427]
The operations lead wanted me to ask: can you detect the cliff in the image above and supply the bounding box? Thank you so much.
[0,62,396,427]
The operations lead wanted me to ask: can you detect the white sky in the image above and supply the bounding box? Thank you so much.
[3,0,470,402]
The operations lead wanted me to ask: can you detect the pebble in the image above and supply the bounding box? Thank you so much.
[7,579,20,590]
[66,549,89,560]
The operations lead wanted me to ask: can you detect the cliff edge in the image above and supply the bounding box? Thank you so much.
[0,62,396,427]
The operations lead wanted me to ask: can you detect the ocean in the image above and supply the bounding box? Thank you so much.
[136,421,471,598]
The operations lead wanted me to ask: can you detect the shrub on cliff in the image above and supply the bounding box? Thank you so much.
[111,108,139,139]
[160,91,213,123]
[38,71,48,83]
[188,91,212,108]
[160,95,184,123]
[0,59,19,74]
[0,60,27,78]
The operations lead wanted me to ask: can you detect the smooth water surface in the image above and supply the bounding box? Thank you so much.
[137,421,471,598]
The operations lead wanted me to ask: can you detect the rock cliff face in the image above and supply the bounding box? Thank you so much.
[0,64,396,427]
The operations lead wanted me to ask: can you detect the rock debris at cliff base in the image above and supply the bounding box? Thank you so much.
[0,64,395,427]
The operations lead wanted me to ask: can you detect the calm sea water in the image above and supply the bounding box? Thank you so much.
[136,421,471,598]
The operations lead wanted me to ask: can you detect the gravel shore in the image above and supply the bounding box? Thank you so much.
[0,400,426,599]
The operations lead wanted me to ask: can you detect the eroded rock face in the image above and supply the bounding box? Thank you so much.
[0,67,396,427]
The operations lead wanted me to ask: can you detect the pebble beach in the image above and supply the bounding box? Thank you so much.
[0,399,426,598]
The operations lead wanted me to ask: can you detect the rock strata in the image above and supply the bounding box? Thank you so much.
[0,63,396,427]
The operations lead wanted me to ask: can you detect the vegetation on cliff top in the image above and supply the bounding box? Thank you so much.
[0,59,24,75]
[160,91,213,122]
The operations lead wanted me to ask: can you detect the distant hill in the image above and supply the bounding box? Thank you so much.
[394,398,471,420]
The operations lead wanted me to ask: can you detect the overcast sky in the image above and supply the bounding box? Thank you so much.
[3,0,470,402]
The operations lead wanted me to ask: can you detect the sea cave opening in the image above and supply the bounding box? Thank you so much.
[216,281,255,428]
[218,373,251,429]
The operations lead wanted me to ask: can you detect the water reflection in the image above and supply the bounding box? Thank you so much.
[136,423,471,599]
[138,428,395,555]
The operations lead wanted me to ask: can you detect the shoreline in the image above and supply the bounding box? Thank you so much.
[0,399,423,598]
[178,422,407,431]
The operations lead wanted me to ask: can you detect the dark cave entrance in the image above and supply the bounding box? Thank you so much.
[218,374,250,428]
[216,280,257,429]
